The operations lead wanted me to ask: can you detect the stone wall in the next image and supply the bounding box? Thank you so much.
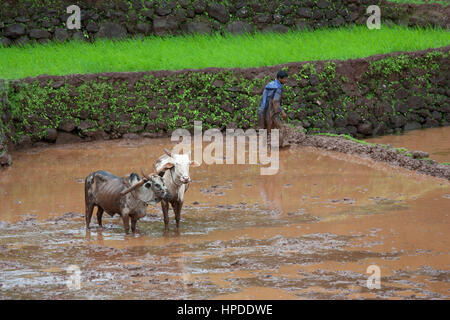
[0,80,12,167]
[1,0,449,46]
[0,134,11,168]
[2,46,449,152]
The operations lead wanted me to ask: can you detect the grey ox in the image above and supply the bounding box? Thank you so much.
[155,148,199,233]
[84,169,170,234]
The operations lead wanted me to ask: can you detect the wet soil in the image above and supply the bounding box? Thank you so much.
[0,136,449,299]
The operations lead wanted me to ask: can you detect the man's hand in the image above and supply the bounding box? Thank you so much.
[281,110,288,120]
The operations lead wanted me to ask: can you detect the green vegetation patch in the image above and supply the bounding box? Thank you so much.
[3,46,448,146]
[314,132,376,146]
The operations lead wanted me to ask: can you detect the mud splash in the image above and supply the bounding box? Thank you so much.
[0,135,449,299]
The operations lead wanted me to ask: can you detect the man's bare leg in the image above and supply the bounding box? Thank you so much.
[273,115,289,148]
[257,111,266,129]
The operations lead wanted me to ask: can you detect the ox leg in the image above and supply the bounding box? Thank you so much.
[161,200,170,233]
[122,215,130,234]
[85,203,95,229]
[173,202,183,232]
[131,216,137,234]
[96,207,104,228]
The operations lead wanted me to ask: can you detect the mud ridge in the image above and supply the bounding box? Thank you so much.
[285,126,450,180]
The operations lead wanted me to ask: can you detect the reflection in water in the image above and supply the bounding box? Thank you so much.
[259,173,283,212]
[0,134,449,299]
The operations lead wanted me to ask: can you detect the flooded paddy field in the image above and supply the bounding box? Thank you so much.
[365,127,450,164]
[0,133,449,300]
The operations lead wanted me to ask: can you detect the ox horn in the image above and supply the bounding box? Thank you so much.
[120,178,147,197]
[164,148,173,158]
[141,168,159,180]
[141,168,151,180]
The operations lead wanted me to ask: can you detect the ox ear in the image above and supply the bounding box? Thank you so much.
[190,160,200,167]
[163,162,174,170]
[157,162,174,175]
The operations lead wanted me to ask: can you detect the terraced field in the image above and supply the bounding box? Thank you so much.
[1,25,449,79]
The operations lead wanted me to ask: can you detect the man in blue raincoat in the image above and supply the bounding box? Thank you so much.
[257,70,289,146]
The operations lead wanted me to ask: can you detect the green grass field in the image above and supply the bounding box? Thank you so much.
[1,25,449,79]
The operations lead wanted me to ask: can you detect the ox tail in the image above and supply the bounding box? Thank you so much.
[84,172,96,205]
[84,172,97,228]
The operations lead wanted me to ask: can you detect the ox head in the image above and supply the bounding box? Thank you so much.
[120,169,171,203]
[155,148,200,185]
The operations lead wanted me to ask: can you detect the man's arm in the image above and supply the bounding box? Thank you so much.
[273,88,288,120]
[272,99,282,113]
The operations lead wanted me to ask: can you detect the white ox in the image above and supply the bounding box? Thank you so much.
[155,148,199,232]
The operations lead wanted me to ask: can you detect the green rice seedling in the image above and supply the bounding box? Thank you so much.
[1,25,449,79]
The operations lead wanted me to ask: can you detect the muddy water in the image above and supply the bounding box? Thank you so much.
[365,126,450,163]
[0,136,449,300]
